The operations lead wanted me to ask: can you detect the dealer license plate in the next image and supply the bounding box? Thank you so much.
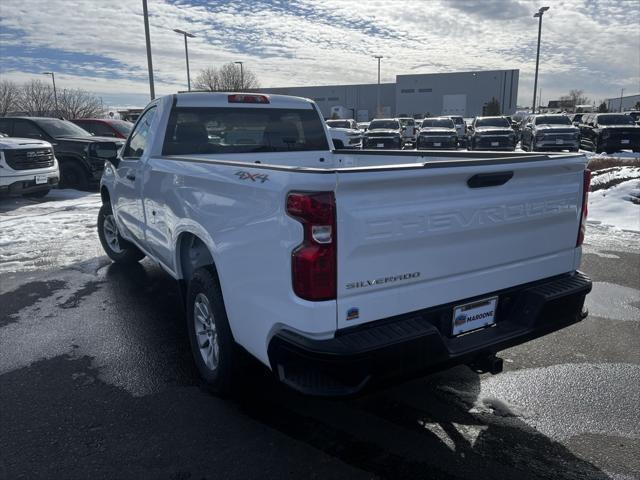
[377,143,384,148]
[621,139,630,144]
[452,296,498,336]
[491,141,499,147]
[35,175,48,184]
[556,139,564,145]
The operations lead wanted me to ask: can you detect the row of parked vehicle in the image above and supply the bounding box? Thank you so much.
[326,112,640,154]
[0,117,132,197]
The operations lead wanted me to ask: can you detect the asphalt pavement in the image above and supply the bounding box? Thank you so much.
[1,193,639,480]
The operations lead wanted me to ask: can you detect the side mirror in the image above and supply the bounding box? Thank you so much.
[525,123,533,129]
[89,141,119,164]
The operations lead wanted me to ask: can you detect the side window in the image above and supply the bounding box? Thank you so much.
[0,119,11,135]
[123,107,157,158]
[84,122,114,137]
[14,120,45,139]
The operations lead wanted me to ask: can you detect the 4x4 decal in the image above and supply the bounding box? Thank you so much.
[235,170,269,183]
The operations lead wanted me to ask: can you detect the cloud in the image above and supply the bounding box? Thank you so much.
[0,0,638,108]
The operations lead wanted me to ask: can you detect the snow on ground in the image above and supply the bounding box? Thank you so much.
[0,189,103,274]
[583,150,640,160]
[590,166,640,190]
[587,179,640,233]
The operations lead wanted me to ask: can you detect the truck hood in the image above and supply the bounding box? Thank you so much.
[419,128,456,135]
[53,135,125,144]
[535,125,578,133]
[0,137,52,149]
[366,129,400,136]
[475,127,513,135]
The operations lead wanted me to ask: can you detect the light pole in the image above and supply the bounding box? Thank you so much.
[234,61,244,90]
[531,6,549,114]
[174,29,196,91]
[142,0,155,100]
[373,55,383,117]
[619,88,624,112]
[42,71,58,115]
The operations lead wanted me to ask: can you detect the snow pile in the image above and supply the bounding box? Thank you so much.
[590,166,640,191]
[587,179,640,233]
[583,150,640,161]
[0,189,103,274]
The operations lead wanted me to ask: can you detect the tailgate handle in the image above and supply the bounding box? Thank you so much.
[467,171,513,188]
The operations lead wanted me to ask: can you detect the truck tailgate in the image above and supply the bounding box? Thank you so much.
[335,156,586,329]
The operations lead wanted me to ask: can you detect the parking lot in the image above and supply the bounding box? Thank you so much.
[1,174,639,479]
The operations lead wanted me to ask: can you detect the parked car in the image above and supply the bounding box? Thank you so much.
[520,114,580,152]
[357,121,370,131]
[326,119,362,148]
[445,115,467,146]
[466,116,516,151]
[71,118,133,139]
[362,118,404,149]
[0,117,125,189]
[578,113,640,153]
[624,111,640,124]
[0,136,59,197]
[327,126,362,149]
[398,117,417,143]
[98,91,592,396]
[416,117,458,149]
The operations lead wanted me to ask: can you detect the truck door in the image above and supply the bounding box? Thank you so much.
[112,106,157,242]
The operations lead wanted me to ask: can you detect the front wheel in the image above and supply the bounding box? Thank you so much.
[97,202,145,263]
[187,267,241,395]
[60,161,89,190]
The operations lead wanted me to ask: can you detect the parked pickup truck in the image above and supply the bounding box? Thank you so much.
[0,136,59,197]
[98,92,593,396]
[0,117,125,189]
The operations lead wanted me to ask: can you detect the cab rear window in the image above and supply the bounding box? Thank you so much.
[162,107,329,155]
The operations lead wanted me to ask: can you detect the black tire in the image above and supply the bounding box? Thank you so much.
[60,161,89,190]
[97,202,145,263]
[23,188,50,198]
[187,267,240,394]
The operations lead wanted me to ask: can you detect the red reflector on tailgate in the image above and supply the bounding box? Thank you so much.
[227,94,270,104]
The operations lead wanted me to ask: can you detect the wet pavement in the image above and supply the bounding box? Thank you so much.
[1,194,639,480]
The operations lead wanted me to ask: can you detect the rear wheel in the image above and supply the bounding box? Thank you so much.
[187,267,241,394]
[60,161,89,190]
[97,202,145,263]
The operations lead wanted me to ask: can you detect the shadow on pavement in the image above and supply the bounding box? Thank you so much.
[0,259,609,479]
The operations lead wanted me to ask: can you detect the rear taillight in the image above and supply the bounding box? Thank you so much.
[227,94,269,104]
[577,169,591,247]
[286,192,336,301]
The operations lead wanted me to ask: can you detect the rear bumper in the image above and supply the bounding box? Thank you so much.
[268,271,592,396]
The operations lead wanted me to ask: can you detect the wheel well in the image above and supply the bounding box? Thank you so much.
[178,233,215,281]
[100,186,110,205]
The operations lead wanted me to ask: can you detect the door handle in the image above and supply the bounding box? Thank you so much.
[126,173,136,181]
[467,171,513,188]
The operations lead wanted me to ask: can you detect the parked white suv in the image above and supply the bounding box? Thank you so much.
[98,92,592,396]
[0,136,59,197]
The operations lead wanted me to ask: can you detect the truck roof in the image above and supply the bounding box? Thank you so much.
[174,91,316,110]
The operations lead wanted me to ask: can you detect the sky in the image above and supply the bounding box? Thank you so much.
[1,0,639,110]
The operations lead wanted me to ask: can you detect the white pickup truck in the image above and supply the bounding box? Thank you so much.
[98,92,592,396]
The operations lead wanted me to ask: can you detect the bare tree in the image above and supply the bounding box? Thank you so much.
[17,79,55,116]
[193,67,219,91]
[193,63,259,92]
[58,88,103,119]
[0,80,20,116]
[559,89,590,111]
